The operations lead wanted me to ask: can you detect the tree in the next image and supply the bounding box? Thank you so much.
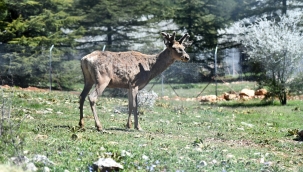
[219,13,303,105]
[166,0,237,81]
[172,0,237,51]
[0,0,84,88]
[74,0,168,52]
[232,0,303,20]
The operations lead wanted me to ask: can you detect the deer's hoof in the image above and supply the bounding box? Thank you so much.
[79,122,84,129]
[126,123,132,129]
[96,127,103,132]
[135,127,143,131]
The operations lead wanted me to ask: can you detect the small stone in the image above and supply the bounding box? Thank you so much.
[121,150,132,157]
[142,155,149,160]
[212,159,218,164]
[26,162,38,172]
[32,154,54,165]
[200,160,207,166]
[93,158,123,171]
[43,166,50,172]
[226,154,234,159]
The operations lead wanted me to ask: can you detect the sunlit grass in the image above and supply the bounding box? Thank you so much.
[1,83,303,171]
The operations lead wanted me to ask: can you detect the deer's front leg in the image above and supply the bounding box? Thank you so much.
[127,86,142,130]
[133,87,141,130]
[126,89,132,129]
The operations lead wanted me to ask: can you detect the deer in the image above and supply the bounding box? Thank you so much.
[79,32,192,131]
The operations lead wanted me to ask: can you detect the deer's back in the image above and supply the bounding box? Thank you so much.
[81,51,157,88]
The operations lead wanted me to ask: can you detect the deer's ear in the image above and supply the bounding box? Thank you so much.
[182,41,193,48]
[161,32,168,37]
[161,32,171,46]
[178,33,193,47]
[178,33,189,44]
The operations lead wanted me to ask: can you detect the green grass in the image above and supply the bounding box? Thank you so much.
[1,83,303,171]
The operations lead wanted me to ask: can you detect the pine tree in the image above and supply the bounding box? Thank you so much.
[0,0,84,87]
[74,0,168,52]
[232,0,303,20]
[172,0,237,50]
[166,0,236,81]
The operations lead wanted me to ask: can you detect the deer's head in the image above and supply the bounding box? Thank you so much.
[161,32,192,62]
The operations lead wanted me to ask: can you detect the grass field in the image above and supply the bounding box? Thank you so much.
[1,82,303,171]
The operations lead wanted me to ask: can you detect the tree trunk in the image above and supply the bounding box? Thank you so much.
[279,90,287,105]
[282,0,287,15]
[107,26,112,45]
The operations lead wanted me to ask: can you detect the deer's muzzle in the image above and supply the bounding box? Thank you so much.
[182,55,190,62]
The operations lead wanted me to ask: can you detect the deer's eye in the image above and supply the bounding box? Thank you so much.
[172,47,180,51]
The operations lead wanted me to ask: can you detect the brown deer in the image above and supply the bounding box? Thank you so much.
[79,32,192,131]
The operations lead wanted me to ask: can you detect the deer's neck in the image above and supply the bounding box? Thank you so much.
[149,49,175,80]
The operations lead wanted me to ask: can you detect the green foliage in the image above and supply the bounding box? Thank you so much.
[231,0,303,21]
[289,73,303,95]
[0,90,25,163]
[172,0,237,50]
[2,0,303,89]
[52,60,83,90]
[257,78,289,105]
[0,0,84,88]
[74,0,169,51]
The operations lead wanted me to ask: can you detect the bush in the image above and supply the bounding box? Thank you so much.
[52,60,83,90]
[137,89,158,108]
[0,89,25,164]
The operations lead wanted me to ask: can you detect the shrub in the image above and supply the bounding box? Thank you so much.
[137,89,158,108]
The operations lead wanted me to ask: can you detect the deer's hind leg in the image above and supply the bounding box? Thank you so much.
[79,83,93,128]
[88,76,111,131]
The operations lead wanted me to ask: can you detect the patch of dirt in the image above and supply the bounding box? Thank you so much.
[2,84,303,101]
[0,85,48,92]
[22,86,48,92]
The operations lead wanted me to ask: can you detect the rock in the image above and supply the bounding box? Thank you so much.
[113,109,121,114]
[26,115,35,120]
[243,96,252,101]
[93,158,123,172]
[199,160,207,167]
[121,150,132,157]
[223,92,237,100]
[239,89,255,100]
[32,155,54,165]
[10,155,53,172]
[200,95,217,102]
[226,154,234,159]
[142,155,149,160]
[26,162,38,172]
[43,166,50,172]
[10,156,30,165]
[255,88,267,95]
[239,89,255,97]
[254,95,265,99]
